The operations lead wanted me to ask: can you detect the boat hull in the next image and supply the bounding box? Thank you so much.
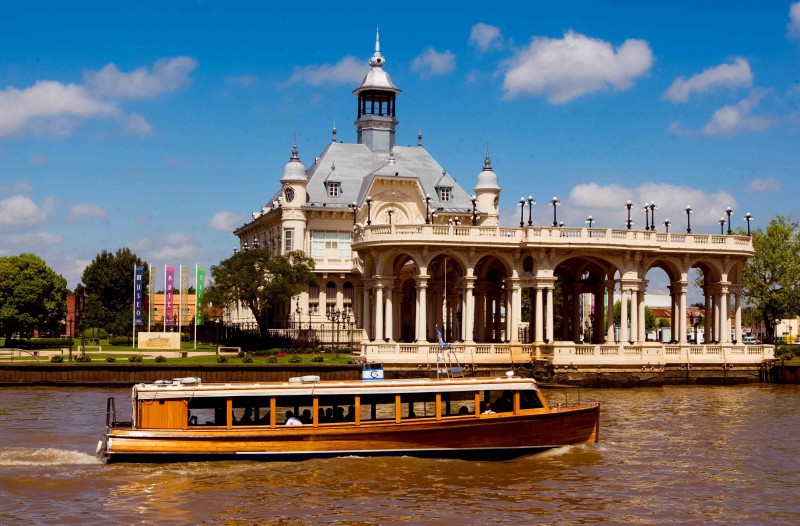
[102,405,599,463]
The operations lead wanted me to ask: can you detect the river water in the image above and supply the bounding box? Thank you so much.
[1,384,798,525]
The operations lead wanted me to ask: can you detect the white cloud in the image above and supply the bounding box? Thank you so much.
[748,178,781,192]
[29,153,46,165]
[6,231,62,250]
[68,203,109,223]
[502,31,653,103]
[667,121,691,136]
[148,233,198,260]
[0,181,33,195]
[662,58,752,103]
[0,81,118,138]
[469,23,503,52]
[84,56,197,100]
[122,112,153,136]
[287,56,365,85]
[567,182,736,230]
[208,210,246,232]
[0,195,55,229]
[411,47,456,78]
[702,90,775,136]
[788,2,800,38]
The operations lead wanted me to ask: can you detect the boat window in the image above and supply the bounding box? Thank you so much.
[483,390,514,413]
[359,394,396,422]
[275,395,314,425]
[187,398,227,426]
[520,390,544,410]
[232,396,272,426]
[443,392,476,416]
[316,395,357,424]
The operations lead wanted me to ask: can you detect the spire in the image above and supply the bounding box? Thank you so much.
[369,26,385,68]
[332,122,337,143]
[484,143,491,169]
[290,132,299,161]
[418,128,423,147]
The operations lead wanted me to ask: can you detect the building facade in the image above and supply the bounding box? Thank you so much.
[233,33,773,369]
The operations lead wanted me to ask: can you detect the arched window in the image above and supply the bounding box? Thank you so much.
[326,281,337,313]
[308,282,320,314]
[343,282,354,314]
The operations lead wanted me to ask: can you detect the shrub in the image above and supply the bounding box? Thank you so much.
[75,354,92,363]
[8,338,74,350]
[242,353,254,364]
[106,356,116,363]
[50,355,64,363]
[310,355,324,363]
[128,355,143,363]
[155,355,167,363]
[267,356,278,364]
[217,355,228,363]
[84,328,108,339]
[288,354,302,363]
[109,336,132,345]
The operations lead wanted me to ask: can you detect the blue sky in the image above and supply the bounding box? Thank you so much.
[1,1,799,289]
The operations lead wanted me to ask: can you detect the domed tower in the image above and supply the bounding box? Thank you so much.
[353,29,401,153]
[279,140,308,254]
[473,150,501,226]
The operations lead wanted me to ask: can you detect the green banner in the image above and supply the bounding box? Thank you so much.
[196,267,205,325]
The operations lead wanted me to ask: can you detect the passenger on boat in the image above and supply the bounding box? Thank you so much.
[481,402,495,414]
[344,406,356,422]
[333,406,345,422]
[257,411,270,425]
[236,407,253,425]
[458,406,470,415]
[188,411,198,425]
[300,409,313,424]
[285,411,303,426]
[318,408,325,424]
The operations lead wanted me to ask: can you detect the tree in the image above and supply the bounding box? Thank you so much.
[614,300,657,333]
[742,215,800,343]
[0,254,67,344]
[81,248,149,337]
[204,249,316,340]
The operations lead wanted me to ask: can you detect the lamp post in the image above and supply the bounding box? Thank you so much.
[295,300,302,337]
[744,212,753,236]
[425,194,431,224]
[470,195,478,226]
[550,196,560,227]
[366,196,372,225]
[685,205,693,234]
[252,236,259,249]
[585,215,594,228]
[67,318,73,362]
[719,217,725,235]
[725,207,734,235]
[519,197,525,227]
[643,204,650,231]
[625,200,633,229]
[690,313,703,343]
[649,202,657,231]
[348,202,357,225]
[664,218,670,233]
[527,196,535,226]
[388,207,393,225]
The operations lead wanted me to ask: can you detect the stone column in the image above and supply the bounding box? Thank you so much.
[720,284,729,343]
[677,282,688,344]
[535,286,544,343]
[465,277,476,343]
[734,287,742,343]
[638,282,647,342]
[511,281,521,343]
[620,287,629,343]
[545,286,554,342]
[606,280,616,342]
[475,288,485,342]
[362,285,370,341]
[385,284,393,342]
[416,276,428,343]
[374,282,384,342]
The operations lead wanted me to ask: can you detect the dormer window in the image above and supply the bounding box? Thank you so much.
[440,187,451,202]
[327,181,341,197]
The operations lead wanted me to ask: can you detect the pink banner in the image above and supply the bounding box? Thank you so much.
[165,266,175,326]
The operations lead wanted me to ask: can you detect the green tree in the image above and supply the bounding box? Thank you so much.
[81,248,149,337]
[204,249,316,340]
[742,215,800,342]
[0,254,67,344]
[613,300,657,333]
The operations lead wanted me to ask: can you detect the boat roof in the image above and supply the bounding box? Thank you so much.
[132,376,538,401]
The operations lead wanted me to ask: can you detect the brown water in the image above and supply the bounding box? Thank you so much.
[1,384,798,525]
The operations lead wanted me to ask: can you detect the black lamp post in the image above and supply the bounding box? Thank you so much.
[664,218,670,233]
[550,196,560,227]
[725,206,733,234]
[295,300,302,336]
[643,204,650,231]
[349,202,357,225]
[67,318,73,362]
[585,215,594,228]
[685,205,693,234]
[243,240,249,251]
[649,202,657,231]
[625,200,633,229]
[719,217,725,235]
[519,197,525,227]
[744,212,753,236]
[470,195,478,226]
[388,207,393,225]
[252,236,259,249]
[527,196,535,226]
[366,196,373,226]
[425,194,431,224]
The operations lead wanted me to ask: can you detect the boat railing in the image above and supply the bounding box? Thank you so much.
[105,397,132,429]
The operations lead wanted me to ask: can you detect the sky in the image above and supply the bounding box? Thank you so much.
[1,1,799,290]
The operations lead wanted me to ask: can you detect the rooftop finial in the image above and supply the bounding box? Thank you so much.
[369,26,386,68]
[418,128,423,147]
[290,132,299,160]
[484,143,492,168]
[332,122,337,143]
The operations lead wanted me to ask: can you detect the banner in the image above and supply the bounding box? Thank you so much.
[134,266,144,325]
[165,266,175,326]
[196,266,205,325]
[180,265,189,326]
[149,265,157,326]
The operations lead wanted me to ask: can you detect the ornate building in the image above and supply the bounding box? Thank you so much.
[233,32,773,370]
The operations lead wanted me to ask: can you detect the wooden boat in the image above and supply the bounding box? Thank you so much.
[97,374,599,463]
